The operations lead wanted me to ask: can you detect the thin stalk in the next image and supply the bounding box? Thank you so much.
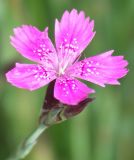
[7,123,48,160]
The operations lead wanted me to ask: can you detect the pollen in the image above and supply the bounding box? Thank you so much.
[32,65,49,81]
[58,78,78,96]
[33,39,53,61]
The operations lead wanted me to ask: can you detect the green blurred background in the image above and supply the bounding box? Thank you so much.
[0,0,134,160]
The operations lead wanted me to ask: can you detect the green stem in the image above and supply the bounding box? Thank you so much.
[7,123,48,160]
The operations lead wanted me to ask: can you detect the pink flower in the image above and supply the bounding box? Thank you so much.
[6,9,128,105]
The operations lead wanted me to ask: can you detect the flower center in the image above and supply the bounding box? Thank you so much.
[57,37,80,76]
[58,61,67,76]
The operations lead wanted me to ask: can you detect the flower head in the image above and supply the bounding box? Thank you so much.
[6,9,128,105]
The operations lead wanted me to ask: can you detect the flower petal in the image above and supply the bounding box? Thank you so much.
[54,76,95,105]
[6,63,57,90]
[11,25,58,66]
[55,9,95,64]
[68,50,128,87]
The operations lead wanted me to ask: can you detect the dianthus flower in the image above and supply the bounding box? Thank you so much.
[6,9,128,105]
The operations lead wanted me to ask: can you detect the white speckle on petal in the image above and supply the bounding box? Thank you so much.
[64,38,67,42]
[96,62,100,66]
[37,49,42,52]
[87,68,91,72]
